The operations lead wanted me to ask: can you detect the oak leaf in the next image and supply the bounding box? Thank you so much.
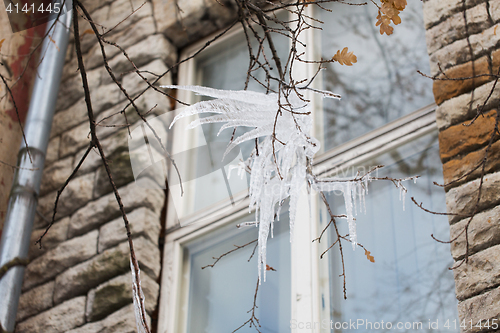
[392,0,407,10]
[376,11,394,35]
[380,3,402,25]
[380,2,399,19]
[364,249,375,263]
[332,47,357,66]
[391,12,401,25]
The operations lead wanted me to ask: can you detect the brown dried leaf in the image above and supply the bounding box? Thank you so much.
[376,12,394,35]
[381,3,402,25]
[364,249,375,263]
[0,39,4,53]
[266,264,277,271]
[48,36,60,52]
[380,2,398,18]
[79,29,95,40]
[391,13,401,25]
[377,0,405,34]
[393,0,407,10]
[332,47,357,66]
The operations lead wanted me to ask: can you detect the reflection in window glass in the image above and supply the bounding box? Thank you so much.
[196,30,289,160]
[324,133,459,332]
[316,1,434,149]
[196,16,290,154]
[185,215,291,333]
[188,24,289,213]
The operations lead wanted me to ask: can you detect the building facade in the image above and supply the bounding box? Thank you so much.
[4,0,500,332]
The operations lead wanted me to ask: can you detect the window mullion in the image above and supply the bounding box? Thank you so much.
[290,5,323,330]
[291,188,322,331]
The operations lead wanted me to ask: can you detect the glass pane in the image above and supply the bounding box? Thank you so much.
[185,214,291,332]
[186,19,290,215]
[316,1,434,150]
[323,132,459,332]
[196,14,289,155]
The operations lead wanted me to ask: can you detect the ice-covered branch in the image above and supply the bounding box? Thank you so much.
[166,85,418,284]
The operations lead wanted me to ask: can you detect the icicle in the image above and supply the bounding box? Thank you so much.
[364,175,369,195]
[276,202,283,220]
[342,182,357,250]
[257,186,274,282]
[161,85,278,106]
[356,181,363,215]
[395,180,407,211]
[130,259,150,333]
[167,85,339,278]
[362,182,367,214]
[402,188,406,211]
[289,162,305,243]
[308,186,312,226]
[237,221,259,228]
[258,222,269,283]
[398,181,406,211]
[352,181,358,215]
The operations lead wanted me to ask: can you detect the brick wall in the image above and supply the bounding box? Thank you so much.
[423,0,500,330]
[0,6,47,232]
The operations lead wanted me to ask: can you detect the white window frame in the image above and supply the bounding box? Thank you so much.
[157,5,438,333]
[164,25,254,228]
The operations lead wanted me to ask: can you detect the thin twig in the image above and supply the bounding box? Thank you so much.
[232,278,262,333]
[202,239,258,269]
[73,1,151,330]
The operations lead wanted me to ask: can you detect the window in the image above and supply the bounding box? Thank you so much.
[182,213,291,333]
[318,132,458,331]
[166,14,289,224]
[158,3,459,333]
[313,0,434,151]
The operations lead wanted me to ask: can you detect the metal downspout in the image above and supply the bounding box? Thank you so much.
[0,1,72,331]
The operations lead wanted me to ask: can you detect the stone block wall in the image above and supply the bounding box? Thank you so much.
[16,0,500,331]
[423,0,500,330]
[13,0,239,331]
[14,0,169,331]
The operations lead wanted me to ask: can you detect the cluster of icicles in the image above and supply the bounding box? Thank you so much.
[164,85,408,282]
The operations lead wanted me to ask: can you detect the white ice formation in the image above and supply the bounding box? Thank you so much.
[165,85,384,281]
